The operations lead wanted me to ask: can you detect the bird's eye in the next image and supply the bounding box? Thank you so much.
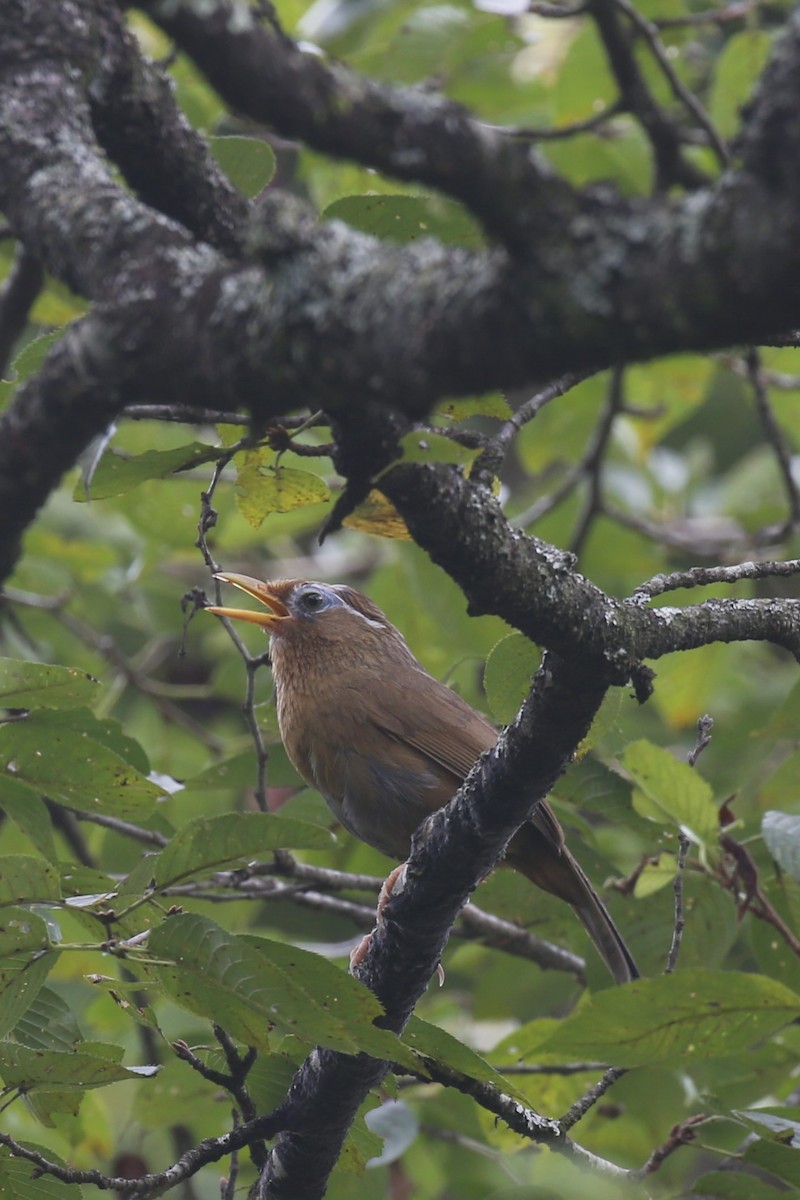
[300,588,326,612]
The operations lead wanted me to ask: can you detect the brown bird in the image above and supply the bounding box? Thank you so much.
[207,574,638,984]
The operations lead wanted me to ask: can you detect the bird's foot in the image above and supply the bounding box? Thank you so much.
[377,863,407,914]
[349,863,446,986]
[349,863,408,972]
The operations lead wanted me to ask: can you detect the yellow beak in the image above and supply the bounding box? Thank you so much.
[205,573,290,631]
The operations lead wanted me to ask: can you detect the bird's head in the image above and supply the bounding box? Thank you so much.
[205,574,396,646]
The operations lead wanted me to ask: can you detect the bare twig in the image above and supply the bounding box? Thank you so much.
[570,365,625,555]
[720,834,800,958]
[483,101,624,142]
[0,1110,285,1198]
[745,347,800,540]
[633,1113,707,1177]
[559,1067,626,1130]
[630,557,800,601]
[664,715,714,973]
[614,0,730,168]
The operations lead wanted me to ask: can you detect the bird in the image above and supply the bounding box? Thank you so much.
[206,574,639,984]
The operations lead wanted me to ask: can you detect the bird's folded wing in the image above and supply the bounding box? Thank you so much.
[365,669,566,855]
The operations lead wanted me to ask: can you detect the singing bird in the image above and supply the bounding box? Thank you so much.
[207,574,638,984]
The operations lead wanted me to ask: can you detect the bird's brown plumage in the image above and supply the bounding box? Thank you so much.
[207,575,638,984]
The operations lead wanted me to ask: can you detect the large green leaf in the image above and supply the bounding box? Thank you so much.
[0,908,58,1038]
[744,1138,800,1188]
[403,1016,527,1100]
[540,970,800,1067]
[0,775,57,859]
[0,1145,79,1200]
[10,985,82,1053]
[0,856,60,907]
[152,811,335,887]
[0,1043,132,1089]
[74,442,219,501]
[623,739,719,851]
[0,658,99,710]
[709,31,773,138]
[148,913,419,1067]
[0,711,166,820]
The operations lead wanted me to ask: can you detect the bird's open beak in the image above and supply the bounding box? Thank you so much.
[205,573,290,631]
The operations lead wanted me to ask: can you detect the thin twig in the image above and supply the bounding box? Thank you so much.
[196,457,273,810]
[0,1112,285,1197]
[746,347,800,539]
[630,557,800,601]
[632,1113,707,1177]
[483,101,624,142]
[665,715,714,973]
[475,370,591,484]
[570,365,625,555]
[614,0,729,168]
[559,1067,626,1130]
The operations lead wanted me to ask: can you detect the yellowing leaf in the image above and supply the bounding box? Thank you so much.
[434,393,511,423]
[343,490,412,540]
[235,461,330,528]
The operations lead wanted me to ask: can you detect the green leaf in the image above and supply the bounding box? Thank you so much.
[0,909,58,1039]
[148,913,418,1067]
[0,711,166,820]
[0,856,60,907]
[709,31,773,139]
[10,986,82,1052]
[0,1145,81,1200]
[0,1043,156,1090]
[0,658,99,710]
[403,1016,526,1099]
[235,459,330,529]
[395,430,479,468]
[181,746,302,791]
[690,1171,784,1199]
[0,330,65,412]
[625,355,713,450]
[762,811,800,881]
[242,934,420,1068]
[0,776,57,859]
[208,134,276,197]
[324,193,484,249]
[623,739,719,850]
[152,812,335,887]
[744,1139,800,1188]
[540,970,800,1068]
[483,633,540,724]
[73,442,218,501]
[733,1106,800,1142]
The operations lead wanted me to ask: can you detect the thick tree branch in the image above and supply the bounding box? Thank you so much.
[5,4,800,585]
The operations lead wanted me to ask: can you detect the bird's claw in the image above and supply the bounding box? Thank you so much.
[349,863,409,973]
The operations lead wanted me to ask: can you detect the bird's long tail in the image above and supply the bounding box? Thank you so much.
[506,821,639,985]
[567,855,639,985]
